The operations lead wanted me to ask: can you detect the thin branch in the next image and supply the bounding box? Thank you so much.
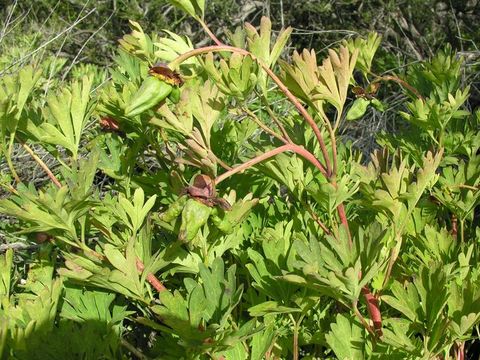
[0,8,97,75]
[213,154,233,171]
[299,198,330,234]
[61,10,114,81]
[242,107,287,143]
[120,338,149,360]
[196,17,223,46]
[215,143,328,184]
[21,141,62,188]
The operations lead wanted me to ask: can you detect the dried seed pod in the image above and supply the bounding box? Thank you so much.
[34,232,52,244]
[149,63,183,86]
[99,117,121,132]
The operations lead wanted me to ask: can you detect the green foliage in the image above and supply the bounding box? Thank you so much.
[0,3,479,359]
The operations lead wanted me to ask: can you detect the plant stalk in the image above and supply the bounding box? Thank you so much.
[215,143,327,184]
[196,16,223,46]
[20,141,62,188]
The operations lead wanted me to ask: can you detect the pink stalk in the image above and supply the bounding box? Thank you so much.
[215,144,327,184]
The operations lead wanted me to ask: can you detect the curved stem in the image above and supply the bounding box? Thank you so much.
[215,143,327,184]
[372,74,423,101]
[196,16,223,46]
[21,141,62,188]
[2,142,21,183]
[299,198,330,235]
[242,107,287,144]
[172,45,352,240]
[352,299,375,338]
[170,45,331,176]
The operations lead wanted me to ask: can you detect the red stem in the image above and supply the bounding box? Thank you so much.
[455,341,465,360]
[361,286,383,337]
[172,43,354,263]
[197,17,223,46]
[215,143,327,184]
[136,259,167,292]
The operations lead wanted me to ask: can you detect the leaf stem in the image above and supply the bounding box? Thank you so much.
[196,16,223,46]
[300,198,330,234]
[2,142,21,183]
[135,258,168,292]
[288,314,299,360]
[20,141,62,188]
[258,91,293,143]
[352,299,375,338]
[242,107,287,144]
[215,143,327,184]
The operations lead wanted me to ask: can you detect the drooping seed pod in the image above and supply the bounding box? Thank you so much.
[158,195,188,223]
[124,76,173,117]
[178,198,211,242]
[124,63,183,117]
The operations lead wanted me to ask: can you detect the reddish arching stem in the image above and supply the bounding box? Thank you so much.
[372,74,424,101]
[172,45,354,239]
[136,259,168,292]
[197,17,223,46]
[215,143,328,184]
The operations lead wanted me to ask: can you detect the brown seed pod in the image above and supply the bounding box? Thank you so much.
[182,174,231,210]
[149,63,184,86]
[352,82,380,100]
[34,232,52,244]
[99,117,121,132]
